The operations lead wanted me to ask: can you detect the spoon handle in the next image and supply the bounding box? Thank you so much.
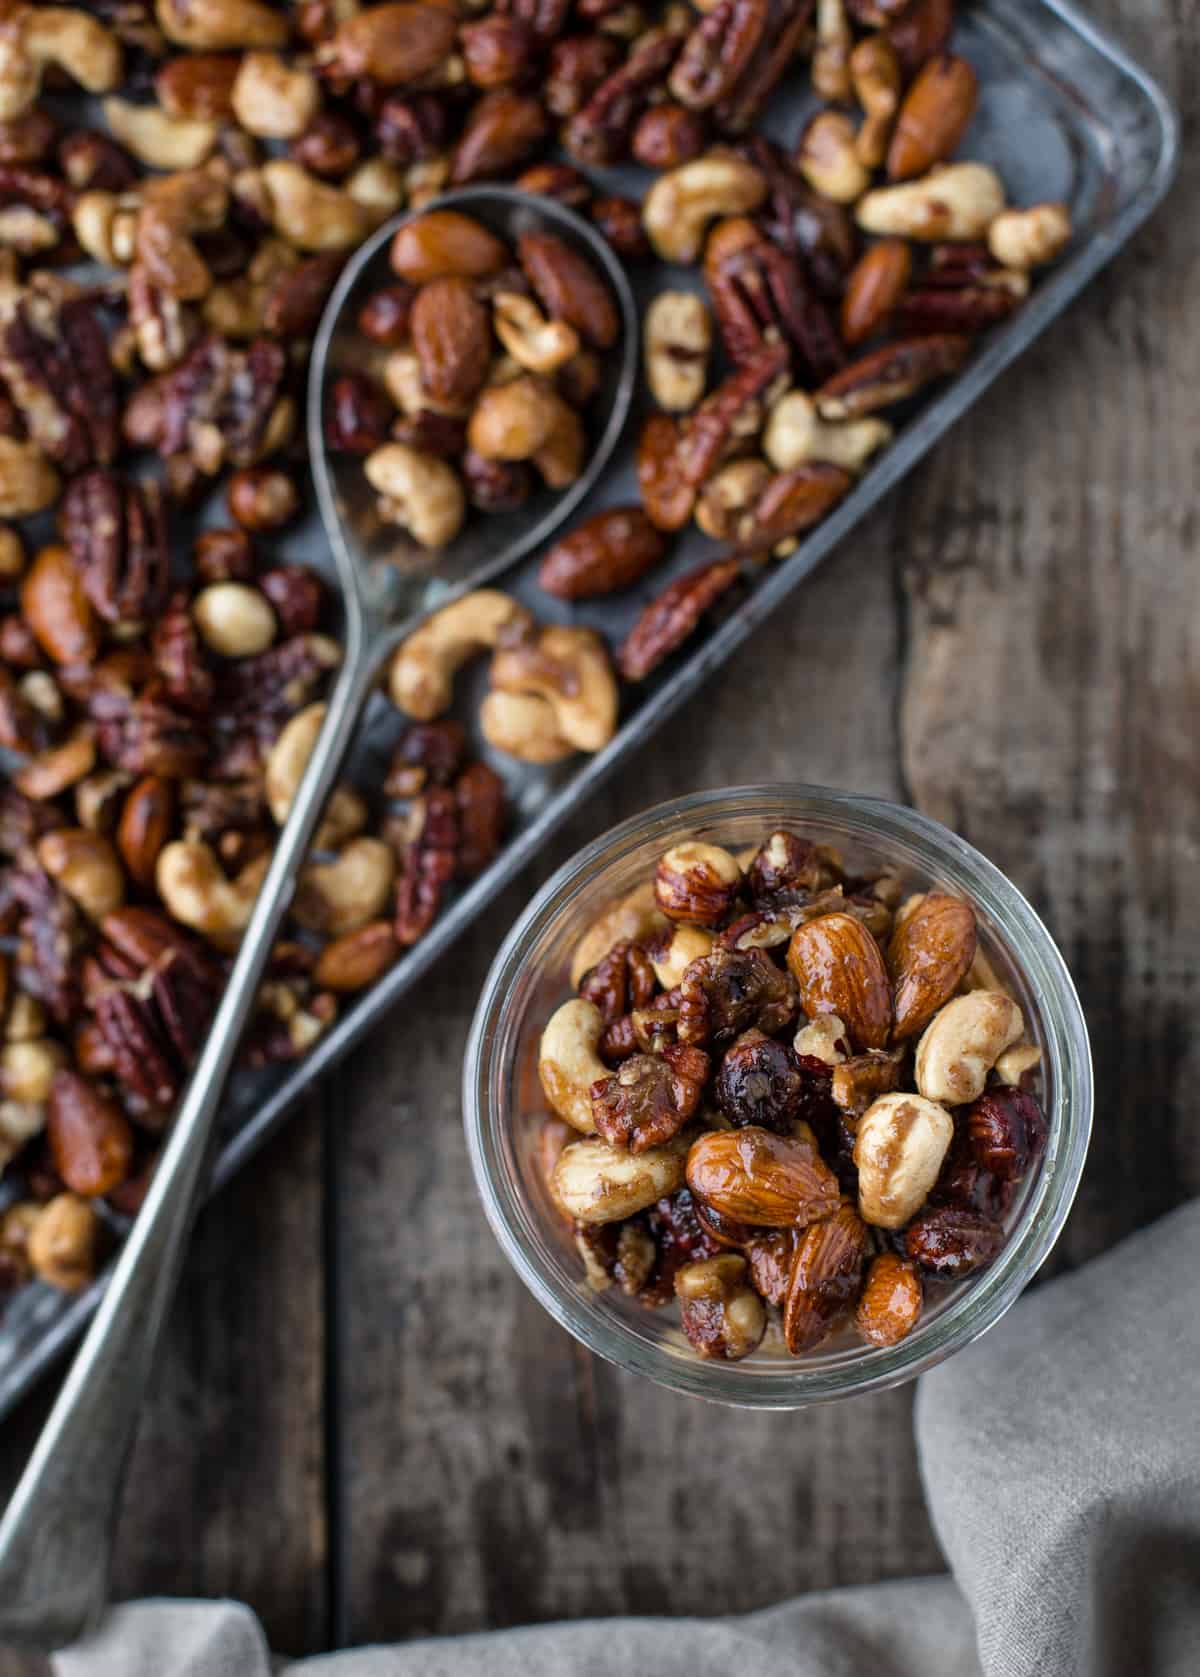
[0,646,379,1649]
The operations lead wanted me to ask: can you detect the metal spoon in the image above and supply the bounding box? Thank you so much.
[0,187,638,1649]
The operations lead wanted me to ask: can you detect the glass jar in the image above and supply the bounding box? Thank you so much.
[463,786,1092,1407]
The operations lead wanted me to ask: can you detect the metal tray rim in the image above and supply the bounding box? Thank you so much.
[0,0,1179,1422]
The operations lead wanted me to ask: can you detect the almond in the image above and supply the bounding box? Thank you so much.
[787,911,892,1051]
[887,891,977,1041]
[781,1200,868,1354]
[855,1251,922,1347]
[686,1126,840,1229]
[518,230,619,350]
[326,3,458,84]
[390,210,508,285]
[886,53,978,181]
[46,1069,133,1198]
[410,277,491,409]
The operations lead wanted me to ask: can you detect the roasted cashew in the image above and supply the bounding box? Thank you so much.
[642,155,767,264]
[478,690,573,764]
[850,34,900,169]
[467,375,584,487]
[231,51,321,141]
[489,624,618,754]
[857,162,1006,241]
[987,203,1071,270]
[812,0,853,102]
[265,703,368,850]
[156,840,271,949]
[492,291,580,375]
[539,998,607,1133]
[292,837,395,938]
[0,1038,65,1105]
[156,0,290,50]
[345,158,406,224]
[35,828,125,920]
[764,391,891,474]
[364,442,467,549]
[387,588,533,719]
[27,1192,98,1291]
[553,1135,687,1221]
[914,990,1024,1105]
[103,98,217,171]
[0,6,122,122]
[73,189,140,268]
[796,111,870,204]
[854,1091,954,1228]
[257,159,373,252]
[644,290,711,413]
[647,924,714,990]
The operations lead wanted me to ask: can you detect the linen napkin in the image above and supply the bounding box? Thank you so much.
[51,1200,1200,1677]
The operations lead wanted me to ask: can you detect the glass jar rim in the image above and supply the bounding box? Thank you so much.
[464,785,1093,1407]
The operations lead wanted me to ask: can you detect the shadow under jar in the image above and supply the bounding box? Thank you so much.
[464,785,1092,1407]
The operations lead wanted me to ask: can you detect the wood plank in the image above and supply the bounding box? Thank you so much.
[332,509,944,1641]
[0,1098,329,1658]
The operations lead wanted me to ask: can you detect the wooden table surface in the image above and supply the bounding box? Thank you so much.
[2,0,1196,1653]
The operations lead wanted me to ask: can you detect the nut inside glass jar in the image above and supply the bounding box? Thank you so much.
[464,788,1091,1405]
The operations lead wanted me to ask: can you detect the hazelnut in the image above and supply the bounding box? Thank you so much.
[192,582,278,658]
[227,466,300,531]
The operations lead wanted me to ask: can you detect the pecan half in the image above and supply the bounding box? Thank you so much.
[676,341,788,490]
[618,555,742,683]
[815,334,970,420]
[706,218,843,384]
[678,945,797,1047]
[564,22,686,166]
[60,471,170,630]
[738,463,852,554]
[669,0,770,111]
[0,289,119,473]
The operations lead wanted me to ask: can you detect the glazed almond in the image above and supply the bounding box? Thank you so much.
[787,911,892,1050]
[888,891,977,1040]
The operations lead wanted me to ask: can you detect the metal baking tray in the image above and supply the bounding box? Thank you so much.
[0,0,1176,1419]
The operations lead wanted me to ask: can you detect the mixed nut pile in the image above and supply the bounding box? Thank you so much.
[536,831,1047,1360]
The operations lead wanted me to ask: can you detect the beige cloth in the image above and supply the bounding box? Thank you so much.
[53,1201,1200,1677]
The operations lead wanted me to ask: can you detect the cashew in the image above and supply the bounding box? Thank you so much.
[855,1092,953,1228]
[764,390,891,474]
[539,997,607,1132]
[642,155,767,264]
[570,882,669,989]
[914,990,1024,1106]
[265,703,368,849]
[192,581,277,657]
[0,7,122,122]
[794,1014,849,1066]
[0,1100,44,1173]
[479,690,573,764]
[36,828,125,920]
[850,34,900,169]
[467,375,584,486]
[644,290,711,413]
[231,51,320,140]
[344,158,405,225]
[103,98,217,170]
[156,840,271,949]
[258,159,373,252]
[994,1042,1042,1086]
[553,1134,687,1221]
[156,0,289,50]
[647,924,714,990]
[987,203,1071,270]
[387,588,533,719]
[492,291,580,375]
[796,111,870,204]
[383,348,471,420]
[857,162,1007,242]
[695,458,771,542]
[0,1039,65,1105]
[0,434,59,518]
[489,624,618,754]
[364,442,467,549]
[812,0,852,102]
[293,837,396,937]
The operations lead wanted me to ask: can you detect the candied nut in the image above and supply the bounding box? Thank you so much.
[850,33,900,168]
[231,51,320,140]
[265,704,366,850]
[714,1028,809,1132]
[492,291,579,376]
[411,275,491,407]
[460,449,532,511]
[570,882,669,988]
[192,581,277,658]
[857,162,1006,241]
[590,194,649,263]
[479,690,571,763]
[27,1193,98,1291]
[193,527,255,584]
[391,209,507,284]
[563,17,686,166]
[517,229,618,351]
[632,103,707,170]
[987,203,1071,270]
[384,347,470,421]
[0,7,122,122]
[539,997,607,1132]
[156,841,271,949]
[795,111,870,204]
[103,98,216,170]
[618,556,741,682]
[764,390,891,474]
[228,465,299,531]
[815,334,970,420]
[257,159,372,251]
[841,238,912,346]
[695,459,771,541]
[388,589,532,718]
[545,34,622,120]
[262,248,344,337]
[888,891,977,1041]
[450,88,548,184]
[318,0,456,81]
[538,507,666,601]
[644,291,711,414]
[856,1250,922,1347]
[36,828,125,921]
[358,283,415,345]
[782,1200,867,1353]
[886,0,954,75]
[687,1125,839,1228]
[787,912,892,1051]
[467,375,583,486]
[460,14,535,86]
[157,0,287,49]
[966,1084,1046,1183]
[655,842,741,927]
[325,373,391,455]
[643,924,712,991]
[636,412,694,534]
[313,920,398,993]
[156,51,240,121]
[365,443,465,548]
[21,545,98,667]
[291,109,361,178]
[812,0,852,100]
[994,1041,1042,1086]
[489,624,619,753]
[15,724,96,800]
[915,990,1023,1105]
[905,1203,1003,1276]
[887,53,977,181]
[592,1042,709,1151]
[0,436,60,519]
[294,838,396,937]
[513,160,592,209]
[0,1038,66,1103]
[854,1090,953,1227]
[675,1252,765,1360]
[642,155,766,264]
[116,774,174,890]
[46,1068,132,1197]
[831,1049,903,1115]
[554,1135,687,1223]
[794,1013,849,1066]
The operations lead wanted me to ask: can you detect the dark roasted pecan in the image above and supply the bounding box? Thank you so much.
[357,283,416,345]
[217,633,340,725]
[739,463,852,555]
[678,946,797,1047]
[325,373,392,454]
[618,556,742,683]
[91,685,208,779]
[579,938,657,1025]
[747,830,842,906]
[894,281,1025,336]
[638,1187,721,1305]
[905,1204,1004,1277]
[832,1050,905,1115]
[375,92,451,164]
[290,110,363,178]
[545,33,622,118]
[498,0,572,41]
[130,335,288,473]
[886,0,955,75]
[705,218,843,384]
[714,1028,809,1132]
[151,591,214,713]
[589,195,650,262]
[565,21,686,166]
[89,914,220,1109]
[816,334,971,420]
[0,614,41,670]
[676,341,788,489]
[263,251,345,339]
[61,471,169,630]
[385,721,466,794]
[0,289,119,472]
[450,90,549,185]
[745,136,859,299]
[669,0,770,111]
[591,1043,709,1152]
[717,0,814,131]
[393,785,458,946]
[0,111,57,168]
[257,566,326,637]
[10,866,89,1026]
[193,527,255,584]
